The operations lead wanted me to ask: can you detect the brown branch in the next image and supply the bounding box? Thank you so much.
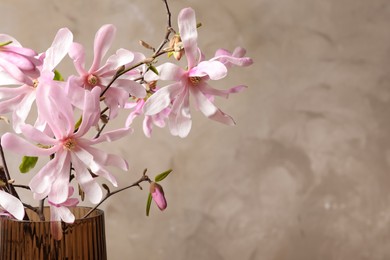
[82,169,151,218]
[100,0,174,98]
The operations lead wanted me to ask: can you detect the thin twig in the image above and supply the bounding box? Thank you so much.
[100,0,174,98]
[83,172,151,219]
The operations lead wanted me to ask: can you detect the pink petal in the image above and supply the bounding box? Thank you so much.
[0,70,24,85]
[71,153,103,204]
[190,87,235,125]
[1,132,58,156]
[90,24,116,72]
[0,51,35,71]
[113,79,146,98]
[12,91,36,133]
[144,62,184,81]
[81,144,128,172]
[69,42,87,75]
[0,58,30,84]
[48,153,71,204]
[0,190,24,220]
[178,8,199,69]
[0,84,31,99]
[20,124,57,146]
[43,28,73,72]
[143,82,182,115]
[189,60,227,80]
[74,87,100,137]
[29,151,68,200]
[105,48,135,68]
[65,76,86,109]
[36,81,75,139]
[168,88,192,138]
[56,206,75,223]
[197,83,247,99]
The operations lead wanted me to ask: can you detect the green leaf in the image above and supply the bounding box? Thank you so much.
[148,65,159,75]
[146,193,152,216]
[53,70,64,81]
[19,156,38,173]
[154,169,172,182]
[74,116,82,130]
[0,40,12,47]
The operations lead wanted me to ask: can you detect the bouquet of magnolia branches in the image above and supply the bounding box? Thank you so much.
[0,1,252,229]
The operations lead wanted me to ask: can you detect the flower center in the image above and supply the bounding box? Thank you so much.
[87,74,99,86]
[63,138,76,150]
[189,76,201,85]
[32,79,39,88]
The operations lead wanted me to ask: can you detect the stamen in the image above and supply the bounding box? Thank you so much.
[87,74,99,86]
[32,79,39,88]
[63,138,76,150]
[189,76,201,85]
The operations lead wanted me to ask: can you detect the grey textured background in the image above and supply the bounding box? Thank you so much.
[1,0,390,259]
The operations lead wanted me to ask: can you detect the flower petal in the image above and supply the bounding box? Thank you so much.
[90,24,116,72]
[1,132,57,156]
[168,88,192,138]
[71,153,103,204]
[143,82,182,115]
[0,190,24,220]
[189,60,227,80]
[190,87,235,125]
[43,28,73,72]
[178,8,199,68]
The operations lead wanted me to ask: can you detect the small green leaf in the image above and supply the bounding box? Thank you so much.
[19,156,38,173]
[146,192,153,216]
[0,41,12,47]
[154,169,172,182]
[74,116,82,130]
[53,70,64,81]
[167,51,173,58]
[149,65,159,75]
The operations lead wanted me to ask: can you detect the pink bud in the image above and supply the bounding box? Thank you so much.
[150,182,167,211]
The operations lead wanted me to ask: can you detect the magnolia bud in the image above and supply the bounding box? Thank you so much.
[150,182,167,211]
[169,34,184,61]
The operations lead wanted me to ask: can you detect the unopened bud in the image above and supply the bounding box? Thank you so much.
[169,35,184,61]
[150,182,167,211]
[139,40,155,51]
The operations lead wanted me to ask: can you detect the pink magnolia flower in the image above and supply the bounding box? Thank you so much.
[0,34,41,82]
[48,186,79,223]
[150,182,167,211]
[125,98,170,138]
[1,86,131,205]
[68,25,146,118]
[0,28,73,133]
[49,186,79,240]
[143,8,252,138]
[0,190,24,220]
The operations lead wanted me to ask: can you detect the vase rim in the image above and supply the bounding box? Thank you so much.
[0,206,104,223]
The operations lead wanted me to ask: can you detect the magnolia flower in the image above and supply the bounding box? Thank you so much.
[1,86,130,205]
[0,190,24,220]
[143,8,252,138]
[49,186,79,240]
[150,182,167,211]
[125,98,170,138]
[0,34,41,82]
[48,186,78,223]
[0,28,73,133]
[68,25,146,118]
